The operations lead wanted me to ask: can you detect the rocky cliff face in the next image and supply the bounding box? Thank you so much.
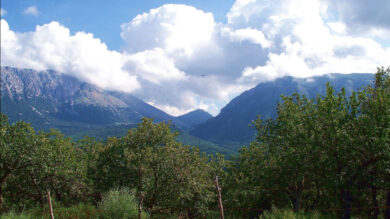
[0,66,186,133]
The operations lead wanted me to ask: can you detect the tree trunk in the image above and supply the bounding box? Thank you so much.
[214,176,224,219]
[187,208,195,219]
[385,190,390,219]
[0,170,11,211]
[0,186,3,210]
[47,190,55,219]
[291,191,302,211]
[341,188,352,219]
[292,180,304,211]
[371,187,378,219]
[138,194,144,219]
[309,184,320,209]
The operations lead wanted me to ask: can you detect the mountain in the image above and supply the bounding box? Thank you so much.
[176,109,213,128]
[1,67,374,153]
[0,66,231,155]
[190,73,374,150]
[0,66,188,134]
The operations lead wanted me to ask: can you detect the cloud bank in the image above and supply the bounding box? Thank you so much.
[1,0,390,116]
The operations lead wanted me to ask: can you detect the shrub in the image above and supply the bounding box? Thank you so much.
[98,188,146,219]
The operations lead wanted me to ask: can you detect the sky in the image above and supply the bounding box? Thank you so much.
[1,0,390,116]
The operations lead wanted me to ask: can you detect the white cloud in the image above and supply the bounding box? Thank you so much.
[121,4,216,57]
[1,19,140,92]
[327,22,346,34]
[124,48,186,84]
[0,8,6,17]
[23,6,39,17]
[221,27,271,48]
[119,4,268,115]
[232,0,390,83]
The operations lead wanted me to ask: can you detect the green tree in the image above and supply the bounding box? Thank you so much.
[94,118,219,218]
[6,129,88,208]
[227,67,390,218]
[0,115,39,210]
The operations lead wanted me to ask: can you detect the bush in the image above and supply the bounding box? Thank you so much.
[98,188,146,219]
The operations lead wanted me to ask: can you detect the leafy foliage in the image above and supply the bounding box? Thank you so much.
[91,118,220,217]
[225,67,390,218]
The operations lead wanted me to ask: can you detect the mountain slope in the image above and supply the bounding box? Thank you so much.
[176,109,213,128]
[0,66,186,133]
[190,73,374,150]
[1,66,228,155]
[108,91,189,128]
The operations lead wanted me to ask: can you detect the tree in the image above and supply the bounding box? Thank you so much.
[227,67,390,218]
[0,115,89,210]
[0,115,39,210]
[94,118,219,218]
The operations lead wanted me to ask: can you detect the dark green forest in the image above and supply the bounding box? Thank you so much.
[0,67,389,218]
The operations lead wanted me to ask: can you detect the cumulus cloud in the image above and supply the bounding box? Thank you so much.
[1,19,140,92]
[230,0,390,83]
[23,6,39,17]
[121,4,216,57]
[119,4,269,114]
[1,1,390,116]
[123,48,186,84]
[221,27,271,48]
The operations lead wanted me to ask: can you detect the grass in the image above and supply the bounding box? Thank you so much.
[1,202,344,219]
[0,211,32,219]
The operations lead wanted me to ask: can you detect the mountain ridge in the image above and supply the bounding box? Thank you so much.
[190,73,374,150]
[1,66,188,131]
[1,66,375,153]
[176,109,213,127]
[1,66,232,155]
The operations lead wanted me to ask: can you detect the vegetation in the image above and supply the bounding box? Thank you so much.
[98,188,142,219]
[70,123,234,156]
[224,67,390,218]
[0,67,389,218]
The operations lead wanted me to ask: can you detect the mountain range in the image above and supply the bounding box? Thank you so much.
[190,73,374,150]
[1,66,375,153]
[0,66,231,154]
[1,66,205,130]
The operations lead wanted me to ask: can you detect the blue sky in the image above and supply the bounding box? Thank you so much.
[1,0,390,116]
[2,0,235,50]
